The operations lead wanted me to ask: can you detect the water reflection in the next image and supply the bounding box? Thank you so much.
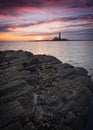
[0,41,93,77]
[35,42,46,54]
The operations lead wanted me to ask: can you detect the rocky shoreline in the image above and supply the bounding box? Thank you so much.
[0,50,93,130]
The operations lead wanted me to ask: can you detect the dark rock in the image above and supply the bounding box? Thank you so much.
[74,67,88,76]
[0,101,26,128]
[23,122,37,130]
[74,76,93,91]
[62,63,74,68]
[0,121,22,130]
[0,50,93,130]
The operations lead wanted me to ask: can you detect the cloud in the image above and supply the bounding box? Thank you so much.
[0,0,92,40]
[66,23,93,28]
[0,0,93,18]
[67,0,93,9]
[0,12,10,17]
[0,10,22,18]
[0,21,43,33]
[0,0,92,10]
[0,0,69,9]
[16,32,57,36]
[0,13,93,34]
[0,24,12,32]
[48,14,93,23]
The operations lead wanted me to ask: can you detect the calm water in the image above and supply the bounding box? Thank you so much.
[0,41,93,78]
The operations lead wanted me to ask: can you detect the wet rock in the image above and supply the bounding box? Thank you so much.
[0,50,93,130]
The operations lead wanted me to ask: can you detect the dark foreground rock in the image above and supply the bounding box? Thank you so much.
[0,50,93,130]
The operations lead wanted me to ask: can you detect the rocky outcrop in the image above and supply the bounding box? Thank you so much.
[0,50,93,130]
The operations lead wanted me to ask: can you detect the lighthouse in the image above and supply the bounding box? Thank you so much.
[52,32,68,41]
[59,32,61,39]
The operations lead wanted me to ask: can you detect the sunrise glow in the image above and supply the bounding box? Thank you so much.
[36,36,44,41]
[0,0,93,41]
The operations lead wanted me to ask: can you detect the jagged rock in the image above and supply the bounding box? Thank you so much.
[0,50,93,130]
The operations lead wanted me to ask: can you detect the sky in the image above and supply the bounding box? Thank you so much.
[0,0,93,41]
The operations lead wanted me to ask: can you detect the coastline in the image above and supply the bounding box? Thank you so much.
[0,50,93,130]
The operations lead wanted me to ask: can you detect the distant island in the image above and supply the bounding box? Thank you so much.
[52,32,69,41]
[28,32,69,42]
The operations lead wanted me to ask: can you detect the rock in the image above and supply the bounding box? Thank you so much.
[62,63,74,68]
[23,122,37,130]
[74,67,88,76]
[0,101,26,127]
[1,82,33,103]
[0,50,93,130]
[0,121,22,130]
[74,76,93,92]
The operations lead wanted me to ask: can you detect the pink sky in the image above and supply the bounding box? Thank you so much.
[0,0,93,41]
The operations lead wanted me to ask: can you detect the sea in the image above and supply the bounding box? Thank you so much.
[0,41,93,79]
